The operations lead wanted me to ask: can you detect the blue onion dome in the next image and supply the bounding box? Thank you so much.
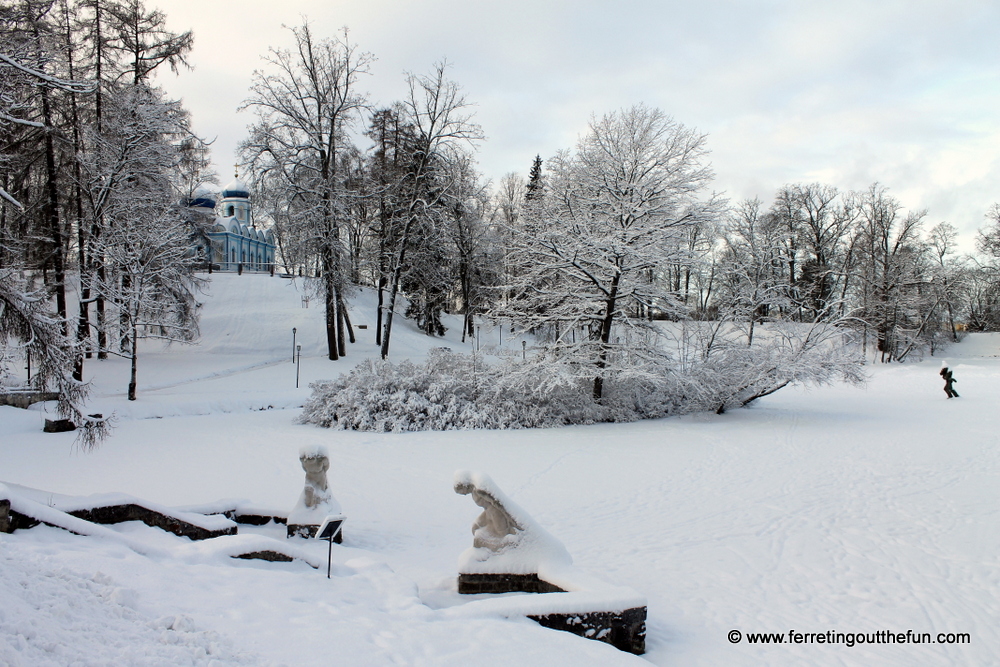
[185,185,217,209]
[221,177,250,199]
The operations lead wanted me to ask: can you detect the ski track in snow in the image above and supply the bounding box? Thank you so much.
[136,357,288,394]
[2,273,999,665]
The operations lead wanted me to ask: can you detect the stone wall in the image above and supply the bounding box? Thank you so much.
[67,504,236,540]
[0,392,60,409]
[529,606,646,655]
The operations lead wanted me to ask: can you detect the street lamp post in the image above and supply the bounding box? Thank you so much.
[296,345,302,388]
[292,328,297,363]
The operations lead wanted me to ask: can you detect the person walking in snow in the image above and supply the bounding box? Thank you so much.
[940,366,959,398]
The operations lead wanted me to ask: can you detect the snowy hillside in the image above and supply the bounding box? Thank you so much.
[2,272,999,666]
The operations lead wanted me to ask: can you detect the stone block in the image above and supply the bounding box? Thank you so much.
[286,523,343,542]
[529,606,646,655]
[43,418,76,433]
[232,513,286,526]
[67,504,237,540]
[232,550,295,563]
[0,498,9,534]
[457,573,565,595]
[0,391,60,409]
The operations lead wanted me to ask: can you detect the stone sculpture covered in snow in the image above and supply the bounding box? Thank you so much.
[287,445,343,540]
[452,471,648,654]
[453,470,571,592]
[459,479,520,551]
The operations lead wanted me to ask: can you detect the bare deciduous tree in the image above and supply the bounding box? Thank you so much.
[379,61,483,359]
[241,22,372,361]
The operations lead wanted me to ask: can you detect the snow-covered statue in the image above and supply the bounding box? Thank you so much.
[300,449,331,508]
[455,475,522,551]
[287,445,343,540]
[454,471,571,592]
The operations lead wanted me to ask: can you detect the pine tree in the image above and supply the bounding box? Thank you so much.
[525,154,542,201]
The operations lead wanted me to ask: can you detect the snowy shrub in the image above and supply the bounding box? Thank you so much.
[299,324,865,432]
[299,349,598,432]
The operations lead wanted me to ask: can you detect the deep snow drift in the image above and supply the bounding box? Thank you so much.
[1,272,998,666]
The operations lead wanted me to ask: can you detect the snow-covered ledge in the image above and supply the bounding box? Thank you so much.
[0,482,236,541]
[453,471,647,654]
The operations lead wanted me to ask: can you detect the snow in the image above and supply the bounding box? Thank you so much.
[286,500,342,528]
[1,272,998,665]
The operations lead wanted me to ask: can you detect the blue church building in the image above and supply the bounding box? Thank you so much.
[188,177,277,273]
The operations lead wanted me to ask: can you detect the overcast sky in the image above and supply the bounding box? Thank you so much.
[153,0,1000,249]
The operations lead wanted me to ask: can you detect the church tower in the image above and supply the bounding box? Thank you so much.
[219,175,252,226]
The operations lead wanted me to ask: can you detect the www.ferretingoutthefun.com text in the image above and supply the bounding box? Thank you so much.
[728,629,970,647]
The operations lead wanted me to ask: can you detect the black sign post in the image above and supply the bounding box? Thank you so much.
[316,515,345,579]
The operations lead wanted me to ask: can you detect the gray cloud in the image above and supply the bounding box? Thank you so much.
[154,0,1000,248]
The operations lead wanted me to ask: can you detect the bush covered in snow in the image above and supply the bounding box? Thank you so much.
[300,324,865,432]
[299,349,598,431]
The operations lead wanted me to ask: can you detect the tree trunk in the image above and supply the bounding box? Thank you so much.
[63,3,90,380]
[38,69,68,334]
[336,284,347,357]
[128,316,138,401]
[340,294,356,343]
[381,213,416,359]
[96,258,108,358]
[460,260,471,343]
[119,275,131,353]
[375,275,385,346]
[324,249,339,361]
[381,265,401,359]
[593,272,621,401]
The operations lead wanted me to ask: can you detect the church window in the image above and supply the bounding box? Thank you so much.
[226,205,234,217]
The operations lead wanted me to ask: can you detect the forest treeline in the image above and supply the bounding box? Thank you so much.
[3,4,1000,437]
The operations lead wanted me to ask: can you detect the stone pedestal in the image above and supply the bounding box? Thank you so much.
[457,573,565,594]
[286,522,343,542]
[43,418,76,433]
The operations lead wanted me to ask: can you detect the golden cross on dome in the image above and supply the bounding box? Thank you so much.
[234,164,239,179]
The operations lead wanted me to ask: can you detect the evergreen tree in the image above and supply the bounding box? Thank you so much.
[525,154,542,201]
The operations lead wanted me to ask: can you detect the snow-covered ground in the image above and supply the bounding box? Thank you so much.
[2,272,998,666]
